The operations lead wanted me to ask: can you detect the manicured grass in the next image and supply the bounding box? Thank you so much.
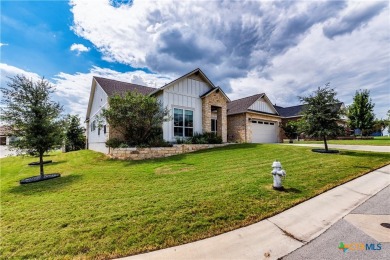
[1,144,389,259]
[289,136,390,146]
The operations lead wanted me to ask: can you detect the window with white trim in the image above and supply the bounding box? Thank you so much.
[91,120,96,132]
[211,119,217,134]
[174,108,193,137]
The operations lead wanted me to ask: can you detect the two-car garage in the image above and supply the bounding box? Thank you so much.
[251,120,279,143]
[226,93,282,143]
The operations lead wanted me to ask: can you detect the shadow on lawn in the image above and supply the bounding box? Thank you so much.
[280,187,302,194]
[8,174,82,195]
[27,160,67,166]
[340,151,390,158]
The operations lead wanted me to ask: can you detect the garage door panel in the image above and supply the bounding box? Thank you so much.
[251,121,278,143]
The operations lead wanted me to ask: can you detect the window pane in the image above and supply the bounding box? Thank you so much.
[174,127,183,136]
[185,110,193,127]
[174,108,183,126]
[211,119,217,132]
[185,127,193,137]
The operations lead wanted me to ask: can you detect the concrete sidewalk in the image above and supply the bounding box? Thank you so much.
[283,185,390,260]
[282,143,390,153]
[122,165,390,260]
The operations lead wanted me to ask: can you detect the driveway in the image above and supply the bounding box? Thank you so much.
[282,144,390,153]
[0,146,17,158]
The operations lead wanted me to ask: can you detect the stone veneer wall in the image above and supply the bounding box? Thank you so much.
[202,90,228,142]
[109,144,229,160]
[227,113,247,142]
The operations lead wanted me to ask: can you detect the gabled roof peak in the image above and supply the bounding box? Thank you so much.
[227,93,265,115]
[94,76,156,96]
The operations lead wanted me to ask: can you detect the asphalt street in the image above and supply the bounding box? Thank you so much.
[283,185,390,260]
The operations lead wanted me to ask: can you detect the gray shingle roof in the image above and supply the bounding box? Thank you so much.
[275,102,343,118]
[274,105,305,117]
[227,93,264,115]
[94,77,156,96]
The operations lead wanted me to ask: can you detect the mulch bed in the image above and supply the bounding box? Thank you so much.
[28,160,53,166]
[312,149,339,154]
[20,173,61,184]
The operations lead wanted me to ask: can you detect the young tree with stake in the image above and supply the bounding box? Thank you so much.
[0,75,63,180]
[299,84,343,152]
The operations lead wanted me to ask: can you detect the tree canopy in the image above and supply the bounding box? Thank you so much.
[0,75,63,178]
[347,89,375,136]
[299,84,343,151]
[102,91,170,146]
[281,121,299,142]
[65,114,86,152]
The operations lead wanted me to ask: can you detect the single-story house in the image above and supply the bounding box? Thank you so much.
[86,68,230,153]
[85,68,346,153]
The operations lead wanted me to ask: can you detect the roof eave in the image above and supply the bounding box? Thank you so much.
[86,78,98,121]
[246,109,281,117]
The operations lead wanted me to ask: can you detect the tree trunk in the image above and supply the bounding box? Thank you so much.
[39,152,44,178]
[323,135,329,151]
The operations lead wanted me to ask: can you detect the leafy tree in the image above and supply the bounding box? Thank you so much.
[299,84,343,151]
[102,91,170,146]
[65,115,86,152]
[0,75,63,178]
[347,89,375,136]
[281,121,299,143]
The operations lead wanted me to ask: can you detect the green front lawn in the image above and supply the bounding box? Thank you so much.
[289,136,390,146]
[1,144,389,259]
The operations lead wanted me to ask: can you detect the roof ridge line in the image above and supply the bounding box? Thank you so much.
[94,76,157,89]
[230,93,264,102]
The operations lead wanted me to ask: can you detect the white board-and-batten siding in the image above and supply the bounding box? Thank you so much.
[249,98,276,114]
[160,77,213,142]
[88,82,109,154]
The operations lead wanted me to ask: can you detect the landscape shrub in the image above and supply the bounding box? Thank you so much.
[105,138,123,148]
[176,132,222,144]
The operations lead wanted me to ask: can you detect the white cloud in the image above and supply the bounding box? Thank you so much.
[69,0,347,79]
[68,0,388,118]
[1,63,171,120]
[70,43,90,55]
[0,63,41,87]
[2,0,389,121]
[51,66,171,119]
[0,43,8,47]
[229,7,390,118]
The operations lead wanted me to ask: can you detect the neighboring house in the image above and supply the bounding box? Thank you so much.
[275,103,346,139]
[86,68,230,153]
[0,126,13,146]
[227,94,282,143]
[382,127,389,137]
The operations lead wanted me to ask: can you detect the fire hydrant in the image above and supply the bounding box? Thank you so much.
[271,160,286,190]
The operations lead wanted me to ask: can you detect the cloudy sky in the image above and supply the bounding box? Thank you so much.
[1,0,389,119]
